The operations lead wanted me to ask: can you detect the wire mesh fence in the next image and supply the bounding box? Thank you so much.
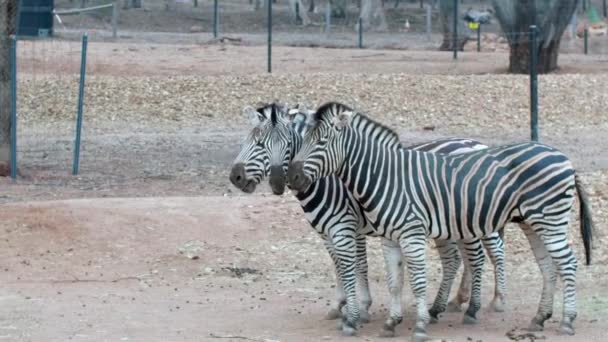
[43,0,608,55]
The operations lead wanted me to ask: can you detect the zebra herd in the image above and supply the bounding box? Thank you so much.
[229,101,593,341]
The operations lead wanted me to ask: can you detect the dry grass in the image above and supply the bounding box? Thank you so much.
[17,73,608,133]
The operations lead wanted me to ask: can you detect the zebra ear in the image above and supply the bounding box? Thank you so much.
[244,105,264,127]
[297,103,308,113]
[286,109,306,124]
[332,110,354,129]
[285,103,310,125]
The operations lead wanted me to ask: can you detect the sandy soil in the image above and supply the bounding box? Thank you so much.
[1,196,606,342]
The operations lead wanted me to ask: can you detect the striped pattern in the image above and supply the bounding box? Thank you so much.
[230,103,507,336]
[288,102,593,340]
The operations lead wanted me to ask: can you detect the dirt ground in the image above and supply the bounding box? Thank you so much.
[2,30,608,342]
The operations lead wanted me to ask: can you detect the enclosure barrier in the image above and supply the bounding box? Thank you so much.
[529,25,539,142]
[267,0,272,73]
[8,32,90,179]
[10,35,18,180]
[358,18,363,49]
[452,0,458,59]
[213,0,219,39]
[73,33,89,176]
[53,3,118,38]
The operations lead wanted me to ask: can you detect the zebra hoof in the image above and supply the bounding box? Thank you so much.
[430,316,439,324]
[336,320,344,330]
[490,298,506,313]
[325,308,342,320]
[558,322,575,335]
[527,321,544,332]
[359,311,371,324]
[341,324,357,337]
[411,327,429,342]
[446,301,462,313]
[462,314,478,325]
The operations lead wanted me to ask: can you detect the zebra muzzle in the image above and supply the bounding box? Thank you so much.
[269,165,286,195]
[229,163,257,193]
[287,161,311,192]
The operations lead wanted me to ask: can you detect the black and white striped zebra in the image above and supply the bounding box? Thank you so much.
[230,103,507,336]
[287,102,593,342]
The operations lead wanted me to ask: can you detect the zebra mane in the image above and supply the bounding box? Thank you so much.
[314,101,402,147]
[255,102,285,125]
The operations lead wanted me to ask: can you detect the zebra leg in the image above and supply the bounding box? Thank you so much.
[330,233,360,336]
[446,249,471,313]
[428,239,461,323]
[520,225,557,332]
[528,223,578,335]
[323,239,347,321]
[482,232,507,312]
[399,234,431,342]
[460,239,485,325]
[379,238,404,337]
[355,235,372,324]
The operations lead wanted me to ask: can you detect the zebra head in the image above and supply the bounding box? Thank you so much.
[229,104,277,193]
[288,102,354,192]
[265,104,312,195]
[230,102,310,195]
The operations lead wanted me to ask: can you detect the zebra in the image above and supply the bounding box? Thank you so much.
[287,102,593,342]
[230,103,507,336]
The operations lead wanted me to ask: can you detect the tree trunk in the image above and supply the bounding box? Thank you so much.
[492,0,578,74]
[438,0,469,51]
[508,35,560,74]
[358,0,387,31]
[0,0,18,176]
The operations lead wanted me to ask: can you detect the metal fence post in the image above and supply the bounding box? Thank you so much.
[112,2,118,38]
[584,27,588,54]
[325,2,331,33]
[452,0,458,59]
[529,25,539,142]
[213,0,219,39]
[426,4,431,41]
[10,35,17,180]
[604,0,607,17]
[358,17,363,48]
[73,33,88,175]
[267,0,272,73]
[477,24,481,52]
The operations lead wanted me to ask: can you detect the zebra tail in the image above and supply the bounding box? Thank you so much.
[575,175,594,266]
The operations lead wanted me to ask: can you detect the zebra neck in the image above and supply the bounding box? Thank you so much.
[289,126,304,162]
[338,128,417,227]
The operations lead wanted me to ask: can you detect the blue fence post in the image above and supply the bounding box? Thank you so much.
[529,25,539,142]
[10,35,17,180]
[267,0,272,73]
[73,32,88,175]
